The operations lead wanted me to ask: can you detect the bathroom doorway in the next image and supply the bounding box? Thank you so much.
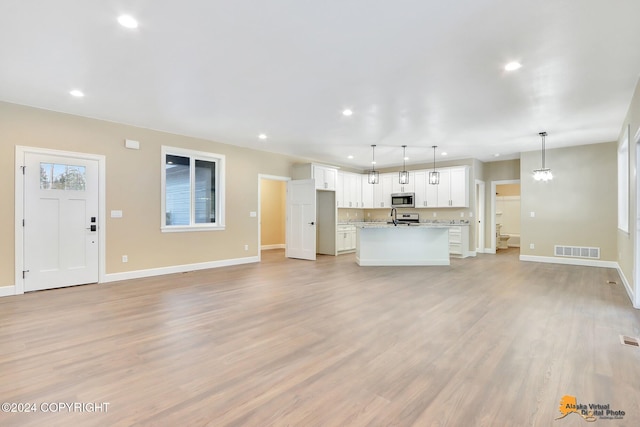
[495,182,520,253]
[494,182,521,254]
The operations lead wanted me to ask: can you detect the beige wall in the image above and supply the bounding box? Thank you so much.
[0,101,301,286]
[260,179,286,247]
[520,141,617,260]
[617,78,640,307]
[496,183,520,196]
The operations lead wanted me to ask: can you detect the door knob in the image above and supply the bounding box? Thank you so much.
[86,225,97,231]
[309,221,315,225]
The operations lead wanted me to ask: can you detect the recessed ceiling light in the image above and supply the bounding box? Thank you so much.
[258,133,267,140]
[69,89,84,97]
[347,155,354,159]
[504,61,522,71]
[403,156,409,161]
[342,109,353,116]
[494,153,501,157]
[118,15,138,29]
[441,152,448,156]
[371,161,376,165]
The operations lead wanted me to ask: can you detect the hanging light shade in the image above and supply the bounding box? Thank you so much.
[429,145,440,185]
[399,145,409,185]
[368,144,379,184]
[533,131,553,181]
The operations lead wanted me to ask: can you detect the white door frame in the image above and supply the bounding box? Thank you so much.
[475,180,485,253]
[14,146,106,295]
[634,128,640,308]
[490,179,520,254]
[257,174,290,262]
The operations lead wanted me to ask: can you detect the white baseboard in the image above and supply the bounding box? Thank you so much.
[519,254,618,269]
[485,248,497,254]
[468,251,477,257]
[0,285,16,297]
[261,244,285,250]
[103,256,260,283]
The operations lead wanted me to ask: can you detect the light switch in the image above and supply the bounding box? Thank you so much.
[111,210,123,218]
[249,211,257,217]
[530,211,535,218]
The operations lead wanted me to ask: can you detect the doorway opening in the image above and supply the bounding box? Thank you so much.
[258,174,289,261]
[493,181,521,255]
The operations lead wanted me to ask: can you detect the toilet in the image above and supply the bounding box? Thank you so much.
[496,224,510,250]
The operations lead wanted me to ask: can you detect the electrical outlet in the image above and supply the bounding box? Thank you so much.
[122,255,128,263]
[367,213,370,217]
[469,212,473,217]
[433,212,437,217]
[460,212,464,217]
[244,244,249,251]
[529,243,535,250]
[346,212,350,218]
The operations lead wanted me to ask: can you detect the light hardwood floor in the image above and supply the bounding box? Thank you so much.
[1,249,639,426]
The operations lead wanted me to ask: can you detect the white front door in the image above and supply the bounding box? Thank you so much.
[286,179,316,260]
[23,152,99,291]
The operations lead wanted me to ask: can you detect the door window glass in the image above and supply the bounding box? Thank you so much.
[40,163,87,190]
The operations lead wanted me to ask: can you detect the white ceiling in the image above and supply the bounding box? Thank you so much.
[1,0,639,170]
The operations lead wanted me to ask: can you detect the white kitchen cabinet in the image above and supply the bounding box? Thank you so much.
[337,224,356,253]
[362,177,374,208]
[414,170,438,208]
[391,171,415,194]
[434,166,469,208]
[373,173,394,208]
[315,165,337,191]
[292,163,338,191]
[338,172,363,208]
[448,225,470,258]
[336,171,345,207]
[449,166,469,207]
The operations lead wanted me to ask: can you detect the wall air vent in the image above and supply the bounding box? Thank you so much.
[554,245,600,259]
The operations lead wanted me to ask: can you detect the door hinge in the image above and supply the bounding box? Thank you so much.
[22,219,25,227]
[22,270,29,279]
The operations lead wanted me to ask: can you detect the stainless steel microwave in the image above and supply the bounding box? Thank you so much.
[391,192,415,208]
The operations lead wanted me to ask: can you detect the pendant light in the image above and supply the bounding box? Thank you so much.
[368,144,380,184]
[533,132,553,181]
[399,145,409,185]
[429,145,440,185]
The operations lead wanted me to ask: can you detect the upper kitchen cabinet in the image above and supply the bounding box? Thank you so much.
[435,165,469,207]
[337,172,363,208]
[292,163,338,191]
[336,171,345,207]
[372,173,394,208]
[391,171,415,194]
[414,170,438,208]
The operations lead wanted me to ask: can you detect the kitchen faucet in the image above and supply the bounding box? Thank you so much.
[390,207,398,226]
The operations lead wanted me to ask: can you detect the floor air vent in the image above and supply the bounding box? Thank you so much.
[554,245,600,259]
[619,335,640,347]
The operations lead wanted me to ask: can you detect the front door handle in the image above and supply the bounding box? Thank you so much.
[87,225,97,232]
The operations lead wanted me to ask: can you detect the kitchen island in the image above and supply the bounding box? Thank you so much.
[355,223,450,266]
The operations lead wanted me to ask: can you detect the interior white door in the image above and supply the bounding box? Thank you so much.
[286,179,316,260]
[24,152,99,291]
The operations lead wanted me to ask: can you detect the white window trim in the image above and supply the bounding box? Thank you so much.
[161,146,225,232]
